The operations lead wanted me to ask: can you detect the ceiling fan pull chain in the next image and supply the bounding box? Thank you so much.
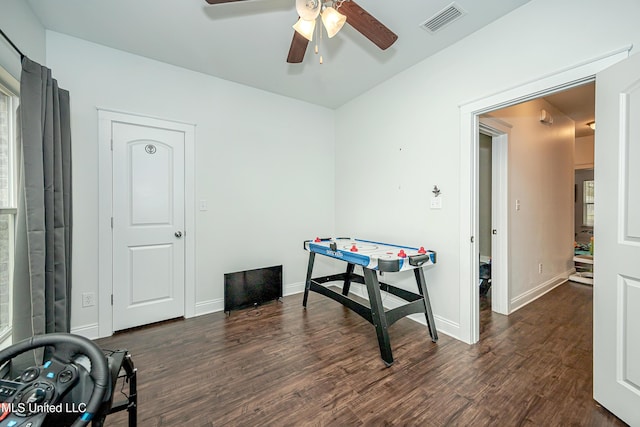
[319,17,324,64]
[315,16,319,55]
[313,16,323,64]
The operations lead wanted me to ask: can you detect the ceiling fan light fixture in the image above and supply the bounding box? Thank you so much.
[321,7,347,38]
[296,0,321,20]
[293,17,316,41]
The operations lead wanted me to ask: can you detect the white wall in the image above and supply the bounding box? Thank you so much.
[0,0,45,80]
[334,0,640,340]
[488,99,574,311]
[575,135,595,169]
[44,32,335,334]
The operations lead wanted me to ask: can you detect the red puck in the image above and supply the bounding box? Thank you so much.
[0,402,10,422]
[350,245,358,252]
[314,237,321,242]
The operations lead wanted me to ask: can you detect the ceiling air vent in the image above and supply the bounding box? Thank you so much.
[420,3,466,34]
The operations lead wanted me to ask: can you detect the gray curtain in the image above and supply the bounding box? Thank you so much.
[12,57,72,347]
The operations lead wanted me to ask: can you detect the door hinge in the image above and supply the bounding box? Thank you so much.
[110,139,113,151]
[110,217,113,229]
[470,236,474,243]
[111,294,113,306]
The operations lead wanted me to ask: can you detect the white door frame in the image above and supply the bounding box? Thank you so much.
[97,109,196,338]
[479,118,510,315]
[458,46,630,344]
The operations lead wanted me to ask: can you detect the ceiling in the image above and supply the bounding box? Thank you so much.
[544,82,595,138]
[26,0,530,109]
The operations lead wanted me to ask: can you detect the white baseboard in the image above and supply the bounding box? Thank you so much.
[193,282,303,317]
[88,280,459,342]
[284,281,305,296]
[509,269,572,313]
[70,323,100,340]
[86,285,299,336]
[193,298,223,317]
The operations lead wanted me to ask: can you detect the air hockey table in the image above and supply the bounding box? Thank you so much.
[303,237,438,366]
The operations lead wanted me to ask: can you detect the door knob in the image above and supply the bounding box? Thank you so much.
[492,229,497,235]
[175,231,183,238]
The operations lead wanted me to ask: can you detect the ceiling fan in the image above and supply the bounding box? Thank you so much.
[204,0,398,63]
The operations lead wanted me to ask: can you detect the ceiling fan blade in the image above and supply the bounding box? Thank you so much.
[287,31,310,63]
[204,0,248,4]
[339,0,398,50]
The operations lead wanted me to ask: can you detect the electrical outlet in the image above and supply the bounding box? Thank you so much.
[538,263,543,274]
[82,292,96,307]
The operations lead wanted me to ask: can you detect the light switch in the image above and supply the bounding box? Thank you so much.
[199,199,208,211]
[430,197,442,209]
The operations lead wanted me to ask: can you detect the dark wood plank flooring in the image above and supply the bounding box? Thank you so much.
[97,282,626,426]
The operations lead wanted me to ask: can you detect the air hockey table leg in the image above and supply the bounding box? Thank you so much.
[363,268,394,366]
[303,252,316,308]
[414,267,438,342]
[342,263,355,296]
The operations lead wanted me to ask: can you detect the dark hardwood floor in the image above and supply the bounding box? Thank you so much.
[97,282,626,426]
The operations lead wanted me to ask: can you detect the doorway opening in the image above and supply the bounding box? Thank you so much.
[459,47,629,344]
[477,118,510,317]
[475,83,595,332]
[478,132,492,311]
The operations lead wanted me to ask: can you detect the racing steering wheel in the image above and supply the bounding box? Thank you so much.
[0,333,109,427]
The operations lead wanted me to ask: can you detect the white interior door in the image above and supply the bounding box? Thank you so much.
[593,51,640,426]
[479,118,510,315]
[490,133,508,315]
[112,121,185,331]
